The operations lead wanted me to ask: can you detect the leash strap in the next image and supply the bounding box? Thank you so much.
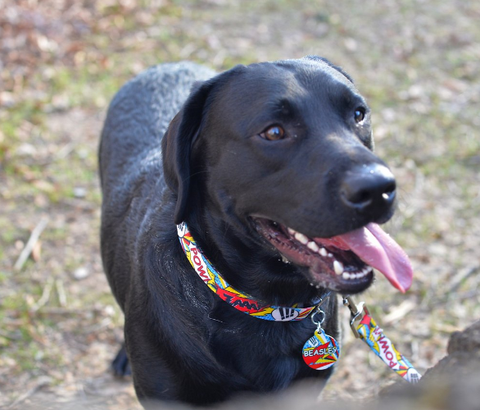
[344,296,421,383]
[177,222,320,321]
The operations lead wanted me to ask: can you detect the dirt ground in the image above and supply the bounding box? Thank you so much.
[1,0,479,409]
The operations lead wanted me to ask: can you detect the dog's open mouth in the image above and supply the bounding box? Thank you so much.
[254,218,413,294]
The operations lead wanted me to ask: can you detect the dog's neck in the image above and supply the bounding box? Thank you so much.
[177,222,324,322]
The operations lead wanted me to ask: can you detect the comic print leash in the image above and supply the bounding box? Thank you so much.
[343,295,422,383]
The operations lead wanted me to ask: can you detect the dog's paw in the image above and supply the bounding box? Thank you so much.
[111,344,132,377]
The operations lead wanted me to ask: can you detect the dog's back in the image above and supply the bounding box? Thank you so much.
[99,62,215,308]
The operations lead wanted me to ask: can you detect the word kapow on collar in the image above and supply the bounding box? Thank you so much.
[177,222,320,322]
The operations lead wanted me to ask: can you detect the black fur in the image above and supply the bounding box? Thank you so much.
[99,58,395,407]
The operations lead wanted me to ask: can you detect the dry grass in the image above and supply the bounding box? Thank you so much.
[1,0,479,408]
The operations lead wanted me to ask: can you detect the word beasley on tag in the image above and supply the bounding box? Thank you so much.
[302,328,340,370]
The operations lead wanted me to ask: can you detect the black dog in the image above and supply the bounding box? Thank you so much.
[99,56,412,407]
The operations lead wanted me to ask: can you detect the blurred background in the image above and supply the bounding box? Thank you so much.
[1,0,479,408]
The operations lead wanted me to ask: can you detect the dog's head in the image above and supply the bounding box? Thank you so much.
[162,56,412,295]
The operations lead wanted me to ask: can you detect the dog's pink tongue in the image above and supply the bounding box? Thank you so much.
[326,223,413,293]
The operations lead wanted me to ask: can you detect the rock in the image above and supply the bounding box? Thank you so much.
[73,267,90,281]
[379,320,480,410]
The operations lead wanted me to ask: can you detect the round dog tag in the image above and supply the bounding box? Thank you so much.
[302,328,340,370]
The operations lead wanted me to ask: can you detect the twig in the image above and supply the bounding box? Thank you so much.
[55,278,67,307]
[29,277,54,312]
[6,376,51,409]
[383,299,416,325]
[13,217,49,271]
[39,142,76,166]
[37,306,105,316]
[61,197,97,211]
[0,329,21,341]
[54,141,76,160]
[450,265,480,293]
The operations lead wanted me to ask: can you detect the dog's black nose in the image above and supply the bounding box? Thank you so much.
[340,164,396,217]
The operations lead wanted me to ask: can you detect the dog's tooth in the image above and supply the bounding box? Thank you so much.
[295,232,309,245]
[343,271,351,280]
[356,267,371,278]
[328,253,333,258]
[288,228,296,236]
[334,261,344,275]
[307,241,319,252]
[319,248,328,257]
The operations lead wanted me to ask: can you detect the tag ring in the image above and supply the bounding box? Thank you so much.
[311,308,326,326]
[310,291,332,326]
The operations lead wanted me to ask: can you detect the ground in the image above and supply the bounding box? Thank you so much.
[1,0,479,408]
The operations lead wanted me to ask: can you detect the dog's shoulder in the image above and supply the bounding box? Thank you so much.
[99,62,216,198]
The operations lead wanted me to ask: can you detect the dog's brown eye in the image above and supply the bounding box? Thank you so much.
[260,125,285,141]
[354,108,366,123]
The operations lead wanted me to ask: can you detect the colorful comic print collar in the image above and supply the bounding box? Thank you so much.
[177,222,322,322]
[177,223,423,381]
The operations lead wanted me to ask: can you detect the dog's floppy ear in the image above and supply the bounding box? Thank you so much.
[304,55,354,84]
[162,66,245,224]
